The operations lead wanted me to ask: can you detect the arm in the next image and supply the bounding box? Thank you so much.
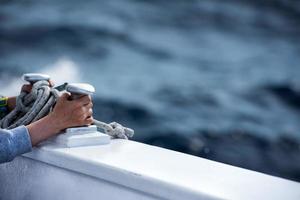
[27,93,93,146]
[0,93,93,163]
[0,126,32,163]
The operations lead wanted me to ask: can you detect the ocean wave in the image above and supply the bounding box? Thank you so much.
[266,84,300,110]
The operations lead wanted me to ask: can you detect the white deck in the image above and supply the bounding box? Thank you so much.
[1,139,300,200]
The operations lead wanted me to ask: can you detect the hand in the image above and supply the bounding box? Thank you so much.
[48,93,93,132]
[26,92,93,146]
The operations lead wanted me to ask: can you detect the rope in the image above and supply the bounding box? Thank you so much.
[0,80,134,139]
[0,81,59,129]
[93,120,134,139]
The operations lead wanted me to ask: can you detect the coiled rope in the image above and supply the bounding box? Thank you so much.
[0,81,58,129]
[0,81,134,139]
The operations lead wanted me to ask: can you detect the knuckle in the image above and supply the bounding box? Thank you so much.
[88,102,93,108]
[87,118,93,124]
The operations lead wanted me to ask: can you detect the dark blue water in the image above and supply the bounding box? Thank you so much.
[0,0,300,181]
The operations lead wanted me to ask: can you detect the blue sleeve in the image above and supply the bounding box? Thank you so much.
[0,126,32,164]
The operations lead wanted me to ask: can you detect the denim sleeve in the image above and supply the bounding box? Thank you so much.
[0,126,32,164]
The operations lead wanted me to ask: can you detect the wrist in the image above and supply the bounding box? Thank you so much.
[26,115,61,146]
[7,97,16,111]
[45,113,63,134]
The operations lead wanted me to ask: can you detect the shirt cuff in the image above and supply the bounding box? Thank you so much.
[9,126,32,157]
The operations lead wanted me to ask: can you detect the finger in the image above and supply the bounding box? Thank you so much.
[87,108,93,117]
[78,116,93,126]
[84,102,93,108]
[48,80,55,87]
[75,95,91,105]
[81,107,93,118]
[85,116,94,125]
[21,84,32,93]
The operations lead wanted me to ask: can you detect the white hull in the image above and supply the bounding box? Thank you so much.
[1,140,300,200]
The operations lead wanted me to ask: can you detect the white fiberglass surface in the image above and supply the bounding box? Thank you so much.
[20,140,300,200]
